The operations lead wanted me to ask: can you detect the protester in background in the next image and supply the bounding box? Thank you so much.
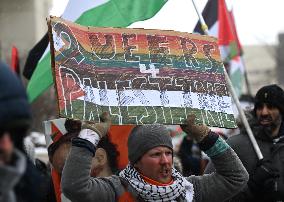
[47,118,119,202]
[61,113,248,202]
[48,119,81,175]
[47,124,77,202]
[0,125,27,202]
[177,136,203,176]
[48,119,120,176]
[91,135,120,177]
[172,154,183,174]
[205,84,284,202]
[0,61,48,202]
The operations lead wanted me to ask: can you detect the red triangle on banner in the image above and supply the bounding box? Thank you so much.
[50,122,64,143]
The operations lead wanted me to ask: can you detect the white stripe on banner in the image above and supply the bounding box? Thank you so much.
[77,88,234,114]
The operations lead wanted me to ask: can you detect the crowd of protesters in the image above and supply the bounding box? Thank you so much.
[1,58,284,202]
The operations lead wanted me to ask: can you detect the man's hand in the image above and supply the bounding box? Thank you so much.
[180,114,210,143]
[81,112,111,138]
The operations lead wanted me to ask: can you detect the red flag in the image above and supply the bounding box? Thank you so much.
[217,0,239,62]
[227,9,243,55]
[11,46,20,75]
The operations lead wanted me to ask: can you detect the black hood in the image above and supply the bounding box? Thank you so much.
[0,61,31,130]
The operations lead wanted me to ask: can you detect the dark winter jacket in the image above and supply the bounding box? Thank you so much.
[15,156,51,202]
[178,136,202,176]
[0,149,26,202]
[205,112,284,201]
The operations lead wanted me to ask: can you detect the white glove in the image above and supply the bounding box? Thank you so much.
[78,129,100,146]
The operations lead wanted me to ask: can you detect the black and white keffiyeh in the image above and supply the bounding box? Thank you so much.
[119,164,194,202]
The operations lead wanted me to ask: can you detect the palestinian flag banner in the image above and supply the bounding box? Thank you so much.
[48,16,236,128]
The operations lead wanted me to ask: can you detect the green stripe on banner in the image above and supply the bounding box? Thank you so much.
[61,100,236,128]
[27,0,167,102]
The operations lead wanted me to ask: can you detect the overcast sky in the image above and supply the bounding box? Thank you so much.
[51,0,284,45]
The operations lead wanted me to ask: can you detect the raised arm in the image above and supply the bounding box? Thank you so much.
[61,115,122,202]
[181,115,249,202]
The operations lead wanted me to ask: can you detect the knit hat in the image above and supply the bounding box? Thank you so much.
[254,84,284,116]
[0,61,31,130]
[127,124,173,165]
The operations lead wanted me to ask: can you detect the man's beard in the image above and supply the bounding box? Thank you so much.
[258,114,282,135]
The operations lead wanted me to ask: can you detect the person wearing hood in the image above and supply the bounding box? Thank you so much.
[205,84,284,202]
[61,112,248,202]
[0,61,50,202]
[0,61,31,202]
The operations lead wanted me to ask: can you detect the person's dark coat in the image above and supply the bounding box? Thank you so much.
[0,61,52,202]
[205,111,284,201]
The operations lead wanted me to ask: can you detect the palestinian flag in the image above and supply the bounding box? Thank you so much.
[26,0,168,102]
[23,32,49,79]
[194,0,245,96]
[43,118,66,147]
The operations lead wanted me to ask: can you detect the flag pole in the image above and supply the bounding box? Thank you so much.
[191,0,263,160]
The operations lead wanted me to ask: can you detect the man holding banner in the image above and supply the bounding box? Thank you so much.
[205,84,284,201]
[61,114,248,202]
[46,16,249,201]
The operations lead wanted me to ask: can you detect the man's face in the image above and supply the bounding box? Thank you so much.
[90,148,107,177]
[134,146,173,184]
[0,132,14,165]
[51,142,71,174]
[256,103,282,133]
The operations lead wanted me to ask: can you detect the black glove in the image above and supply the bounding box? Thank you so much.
[248,159,279,197]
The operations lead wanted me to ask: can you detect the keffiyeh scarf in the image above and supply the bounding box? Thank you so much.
[119,164,194,202]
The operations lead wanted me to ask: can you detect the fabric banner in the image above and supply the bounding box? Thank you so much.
[43,118,67,147]
[49,16,236,128]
